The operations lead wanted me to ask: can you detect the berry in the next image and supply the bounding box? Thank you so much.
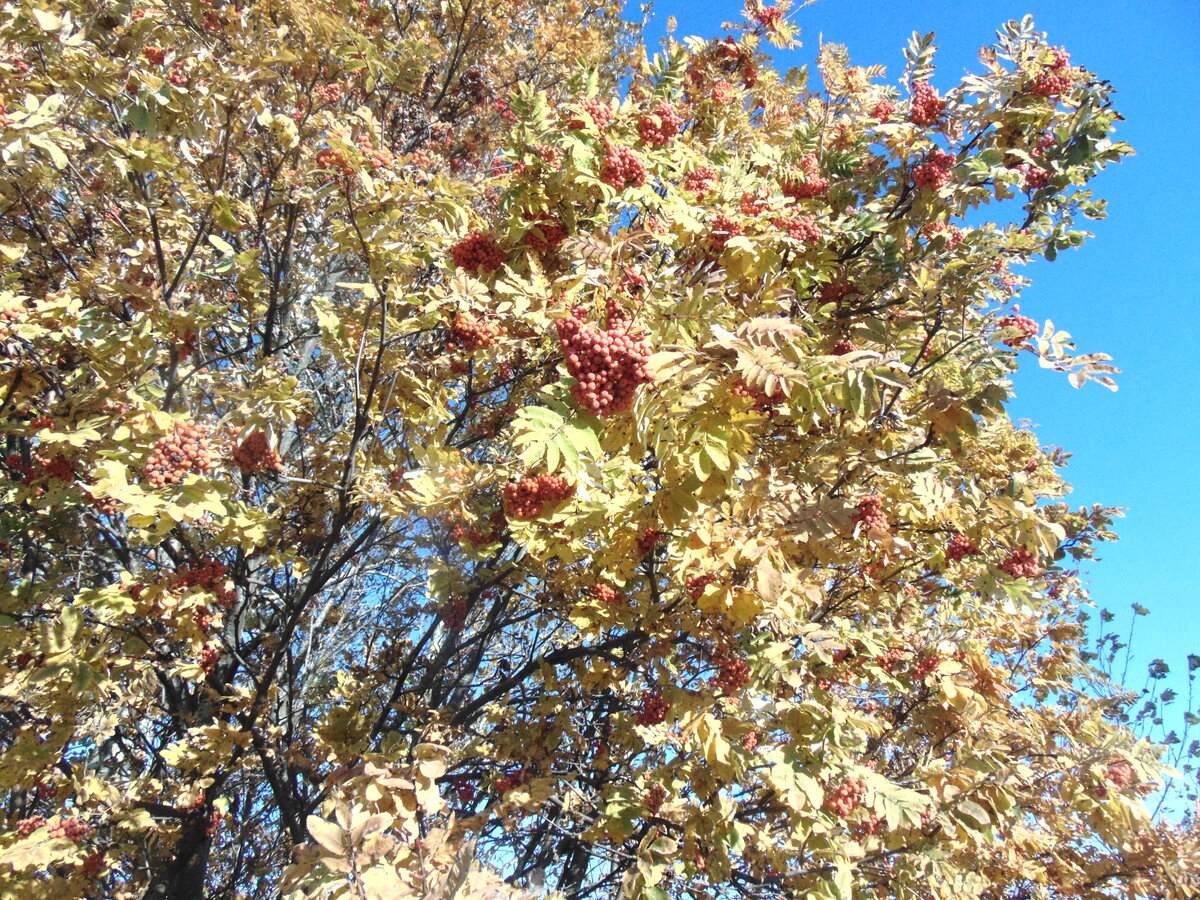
[523,217,567,253]
[1020,164,1050,190]
[1027,48,1073,98]
[231,429,282,475]
[144,421,213,487]
[996,313,1038,347]
[636,688,670,726]
[945,532,979,562]
[908,80,946,127]
[853,494,889,535]
[16,815,45,836]
[781,154,828,200]
[637,526,663,555]
[494,769,530,796]
[832,339,857,355]
[174,558,235,608]
[707,214,745,252]
[911,148,956,190]
[683,166,718,198]
[754,6,783,30]
[447,312,505,352]
[47,817,93,842]
[442,596,467,631]
[870,99,895,122]
[567,98,614,131]
[644,783,667,815]
[685,574,714,599]
[600,141,648,190]
[314,146,354,176]
[591,583,625,606]
[912,654,943,680]
[450,232,505,274]
[818,280,860,305]
[823,778,867,818]
[638,103,684,148]
[999,546,1041,579]
[771,214,822,243]
[503,473,574,519]
[711,653,752,694]
[556,306,653,417]
[731,379,784,414]
[200,646,220,676]
[1106,759,1135,790]
[142,45,167,66]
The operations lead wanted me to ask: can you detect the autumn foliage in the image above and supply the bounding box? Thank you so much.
[0,1,1197,898]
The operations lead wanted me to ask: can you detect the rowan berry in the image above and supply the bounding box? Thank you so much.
[638,103,683,148]
[853,494,889,535]
[998,546,1041,579]
[912,148,956,189]
[600,141,647,190]
[556,306,653,417]
[908,80,946,127]
[684,166,718,198]
[503,473,574,519]
[450,232,505,274]
[996,313,1038,347]
[635,688,670,726]
[945,532,979,562]
[780,154,828,200]
[145,421,213,487]
[823,778,867,818]
[231,429,283,475]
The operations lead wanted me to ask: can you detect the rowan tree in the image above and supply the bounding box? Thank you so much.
[0,1,1197,899]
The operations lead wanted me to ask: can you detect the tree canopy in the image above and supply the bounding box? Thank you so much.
[0,1,1196,898]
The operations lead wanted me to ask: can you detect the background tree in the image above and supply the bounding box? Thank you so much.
[0,1,1196,899]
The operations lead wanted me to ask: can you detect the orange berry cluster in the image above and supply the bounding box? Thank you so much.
[199,646,220,676]
[568,98,614,131]
[494,769,530,796]
[1028,47,1073,98]
[591,583,624,606]
[450,232,505,274]
[780,154,828,200]
[754,5,783,29]
[771,214,822,243]
[875,647,909,674]
[314,146,354,176]
[996,313,1038,347]
[231,430,282,475]
[832,339,858,355]
[908,80,946,126]
[823,779,867,818]
[922,220,964,248]
[355,132,393,169]
[1020,165,1050,190]
[711,654,752,694]
[819,280,860,305]
[683,166,717,198]
[447,312,505,352]
[870,99,895,122]
[0,297,23,335]
[912,654,943,680]
[36,452,78,482]
[638,103,683,147]
[16,815,45,836]
[48,817,93,842]
[145,421,213,487]
[523,217,567,253]
[174,558,235,608]
[853,494,889,534]
[600,142,647,190]
[313,82,344,104]
[707,214,745,251]
[142,45,167,65]
[856,814,884,837]
[742,729,761,752]
[1106,759,1135,789]
[503,473,574,519]
[557,306,653,417]
[731,379,783,415]
[946,532,979,562]
[635,688,670,726]
[685,574,714,599]
[999,546,1041,579]
[637,526,663,555]
[644,783,667,815]
[442,596,467,631]
[912,148,956,189]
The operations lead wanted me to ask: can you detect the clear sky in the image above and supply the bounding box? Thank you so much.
[630,0,1200,755]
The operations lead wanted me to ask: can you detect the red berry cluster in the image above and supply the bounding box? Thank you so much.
[174,558,235,608]
[1028,47,1073,98]
[1106,759,1136,789]
[315,146,354,176]
[754,5,783,29]
[600,142,648,190]
[684,166,718,198]
[707,214,745,252]
[200,646,219,676]
[442,596,467,631]
[447,312,505,352]
[503,473,574,519]
[855,814,884,838]
[911,148,956,189]
[636,688,670,726]
[999,546,1041,579]
[556,306,653,417]
[1020,165,1050,190]
[450,232,505,274]
[48,817,93,842]
[946,532,979,563]
[568,98,614,131]
[922,220,964,248]
[591,583,625,606]
[742,729,761,751]
[685,574,714,599]
[638,103,684,148]
[452,775,477,805]
[739,190,769,216]
[142,45,167,66]
[912,654,943,680]
[16,815,46,836]
[819,280,860,305]
[870,99,895,122]
[731,379,783,414]
[36,453,78,482]
[355,132,393,169]
[823,779,867,818]
[450,519,494,546]
[231,429,283,475]
[875,647,909,674]
[644,783,667,815]
[637,526,663,555]
[771,214,822,243]
[524,217,567,253]
[711,654,752,694]
[853,494,889,534]
[168,60,188,86]
[780,154,828,200]
[832,339,858,355]
[908,80,946,127]
[145,421,213,487]
[996,313,1038,347]
[494,769,530,796]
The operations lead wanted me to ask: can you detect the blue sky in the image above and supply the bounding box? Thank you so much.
[630,0,1200,757]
